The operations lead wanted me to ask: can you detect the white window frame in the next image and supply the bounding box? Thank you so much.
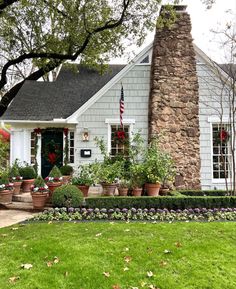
[208,117,231,184]
[105,119,135,153]
[63,130,75,164]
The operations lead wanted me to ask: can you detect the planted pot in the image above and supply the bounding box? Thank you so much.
[102,183,117,196]
[159,187,170,196]
[132,187,142,197]
[47,182,62,199]
[118,187,129,196]
[62,175,71,185]
[76,185,89,198]
[22,179,35,193]
[146,183,161,197]
[13,181,22,195]
[31,192,48,210]
[0,190,13,203]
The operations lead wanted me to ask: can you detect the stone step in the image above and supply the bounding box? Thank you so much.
[2,202,50,212]
[13,193,32,203]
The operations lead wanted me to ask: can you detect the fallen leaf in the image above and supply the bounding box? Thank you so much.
[147,271,154,278]
[22,244,27,248]
[103,272,110,277]
[175,242,182,248]
[163,249,171,254]
[21,263,33,270]
[110,222,115,225]
[140,281,147,287]
[112,285,121,289]
[1,234,7,237]
[130,287,139,289]
[124,229,130,232]
[11,227,18,231]
[9,276,20,283]
[123,267,129,271]
[47,261,53,267]
[64,271,69,277]
[96,233,102,237]
[124,256,132,263]
[147,247,153,254]
[159,260,168,267]
[48,221,52,224]
[54,256,60,264]
[124,247,129,252]
[149,285,160,289]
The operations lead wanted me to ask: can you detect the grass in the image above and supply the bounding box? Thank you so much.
[0,222,236,289]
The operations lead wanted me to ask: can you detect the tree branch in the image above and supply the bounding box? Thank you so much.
[0,0,18,13]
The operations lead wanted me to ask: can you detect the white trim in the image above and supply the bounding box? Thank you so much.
[66,43,153,122]
[2,119,77,124]
[105,118,135,124]
[208,116,230,123]
[136,49,153,66]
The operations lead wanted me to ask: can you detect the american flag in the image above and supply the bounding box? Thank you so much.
[120,85,124,127]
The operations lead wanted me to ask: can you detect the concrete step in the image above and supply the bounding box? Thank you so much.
[13,193,32,203]
[2,202,50,212]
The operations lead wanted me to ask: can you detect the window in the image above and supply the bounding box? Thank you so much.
[212,124,231,179]
[30,132,36,165]
[110,125,129,157]
[69,131,75,163]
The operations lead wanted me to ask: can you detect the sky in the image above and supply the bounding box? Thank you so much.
[114,0,236,64]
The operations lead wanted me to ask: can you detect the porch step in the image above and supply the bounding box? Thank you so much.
[13,193,32,203]
[2,202,50,212]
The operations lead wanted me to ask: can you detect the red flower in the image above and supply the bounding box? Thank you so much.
[48,152,57,164]
[34,128,41,135]
[63,128,69,136]
[219,130,229,142]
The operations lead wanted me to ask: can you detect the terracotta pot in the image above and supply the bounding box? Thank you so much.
[47,182,62,199]
[22,179,35,193]
[62,175,71,185]
[159,188,170,196]
[31,192,48,210]
[13,181,22,195]
[146,183,161,197]
[0,190,13,203]
[132,187,142,196]
[118,187,129,196]
[102,183,117,196]
[76,185,89,198]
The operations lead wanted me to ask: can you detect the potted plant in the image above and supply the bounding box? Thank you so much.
[143,139,164,196]
[118,179,130,196]
[45,165,63,198]
[159,154,176,195]
[19,164,36,193]
[130,163,146,196]
[9,161,23,194]
[72,164,94,197]
[31,176,49,209]
[0,172,14,203]
[60,164,73,184]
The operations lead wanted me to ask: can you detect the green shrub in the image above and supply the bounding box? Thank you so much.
[52,184,84,208]
[85,196,236,210]
[49,165,62,178]
[34,176,46,187]
[19,164,36,179]
[60,165,73,176]
[178,190,228,196]
[72,164,94,186]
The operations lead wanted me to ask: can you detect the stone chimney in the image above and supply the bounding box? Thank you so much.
[149,5,201,189]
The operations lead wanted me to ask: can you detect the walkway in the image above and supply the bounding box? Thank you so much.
[0,210,35,228]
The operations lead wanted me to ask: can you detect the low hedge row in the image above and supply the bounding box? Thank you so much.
[177,190,229,196]
[85,196,236,210]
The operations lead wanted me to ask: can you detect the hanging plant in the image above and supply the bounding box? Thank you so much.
[63,128,69,165]
[43,140,61,165]
[113,129,129,145]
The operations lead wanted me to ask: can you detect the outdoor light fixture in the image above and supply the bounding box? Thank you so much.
[82,128,89,141]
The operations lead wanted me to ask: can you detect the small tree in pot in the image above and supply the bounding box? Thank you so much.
[19,164,36,193]
[45,165,63,198]
[9,161,23,194]
[130,163,146,196]
[31,176,49,209]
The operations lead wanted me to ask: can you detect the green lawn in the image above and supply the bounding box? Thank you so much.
[1,222,236,289]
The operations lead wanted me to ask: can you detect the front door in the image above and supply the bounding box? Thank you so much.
[41,129,63,178]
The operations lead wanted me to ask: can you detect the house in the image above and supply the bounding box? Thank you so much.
[0,5,233,190]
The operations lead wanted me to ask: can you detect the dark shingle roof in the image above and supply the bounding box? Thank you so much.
[2,65,125,121]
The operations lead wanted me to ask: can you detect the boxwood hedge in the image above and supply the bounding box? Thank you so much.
[85,196,236,210]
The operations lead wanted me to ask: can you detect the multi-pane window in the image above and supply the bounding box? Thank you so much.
[30,132,36,165]
[69,131,75,163]
[110,125,129,156]
[212,124,231,179]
